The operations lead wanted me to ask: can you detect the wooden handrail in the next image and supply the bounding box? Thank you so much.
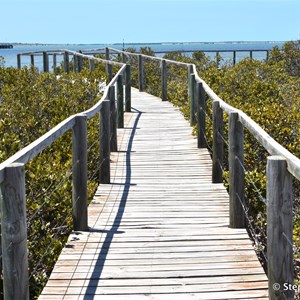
[193,68,300,181]
[107,48,300,181]
[0,64,127,183]
[0,50,131,299]
[4,47,299,300]
[107,47,298,299]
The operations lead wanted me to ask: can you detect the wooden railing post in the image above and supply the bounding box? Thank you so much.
[233,51,236,66]
[77,56,82,72]
[0,163,29,300]
[250,51,253,60]
[72,114,88,231]
[117,75,124,128]
[216,51,220,68]
[89,59,95,71]
[212,100,224,183]
[161,59,167,101]
[100,100,111,183]
[17,54,21,69]
[267,156,294,300]
[197,82,206,148]
[109,86,118,152]
[53,54,57,73]
[189,73,196,126]
[43,52,49,72]
[125,64,131,112]
[266,50,269,61]
[30,54,34,67]
[105,48,112,82]
[228,112,245,228]
[138,54,144,92]
[105,47,110,60]
[122,53,127,63]
[73,55,78,72]
[64,52,70,73]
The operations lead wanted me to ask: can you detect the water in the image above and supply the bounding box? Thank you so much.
[0,41,285,69]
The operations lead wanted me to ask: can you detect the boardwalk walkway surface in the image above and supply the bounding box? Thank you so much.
[40,88,268,299]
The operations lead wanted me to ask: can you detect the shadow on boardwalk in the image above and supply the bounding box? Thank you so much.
[83,109,142,299]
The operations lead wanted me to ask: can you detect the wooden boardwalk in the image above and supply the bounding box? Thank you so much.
[40,88,268,299]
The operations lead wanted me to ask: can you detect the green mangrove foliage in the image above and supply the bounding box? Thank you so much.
[0,64,107,298]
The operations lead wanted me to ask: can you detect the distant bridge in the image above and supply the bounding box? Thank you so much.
[0,44,13,49]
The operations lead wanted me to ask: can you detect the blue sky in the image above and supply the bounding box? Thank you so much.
[1,0,299,44]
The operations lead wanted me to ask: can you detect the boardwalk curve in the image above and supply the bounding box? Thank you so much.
[40,88,268,299]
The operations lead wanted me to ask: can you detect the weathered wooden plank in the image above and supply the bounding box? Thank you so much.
[0,163,29,300]
[43,280,268,295]
[40,88,267,299]
[46,274,268,287]
[267,156,294,300]
[72,114,88,230]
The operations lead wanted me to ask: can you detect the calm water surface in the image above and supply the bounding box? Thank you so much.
[0,41,285,69]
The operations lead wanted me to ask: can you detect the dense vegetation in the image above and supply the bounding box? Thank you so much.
[0,62,108,298]
[0,40,299,298]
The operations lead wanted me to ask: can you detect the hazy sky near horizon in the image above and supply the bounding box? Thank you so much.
[1,0,299,44]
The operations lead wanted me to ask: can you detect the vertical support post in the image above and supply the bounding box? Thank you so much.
[109,86,118,152]
[0,163,29,300]
[267,156,294,300]
[30,55,34,67]
[138,54,144,92]
[17,54,21,69]
[106,63,113,82]
[89,59,95,71]
[197,82,206,148]
[117,75,124,128]
[77,56,82,72]
[64,52,70,73]
[73,55,77,72]
[125,64,131,112]
[122,53,127,63]
[189,73,196,126]
[100,100,111,184]
[43,52,49,73]
[266,50,269,61]
[216,51,220,68]
[72,114,88,231]
[161,59,167,101]
[105,48,112,82]
[233,51,236,66]
[212,100,224,183]
[53,54,57,73]
[105,47,110,60]
[228,112,245,228]
[250,50,253,60]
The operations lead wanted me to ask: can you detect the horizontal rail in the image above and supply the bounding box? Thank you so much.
[108,48,189,67]
[105,46,300,181]
[153,49,270,54]
[109,46,298,300]
[0,116,75,183]
[14,47,300,181]
[107,47,300,180]
[192,66,300,181]
[0,51,127,184]
[64,49,124,67]
[85,64,127,119]
[18,49,123,67]
[1,49,132,299]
